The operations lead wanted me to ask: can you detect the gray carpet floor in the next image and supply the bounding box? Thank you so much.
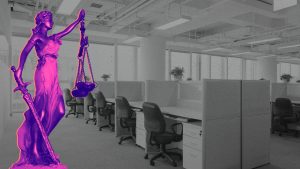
[0,113,300,169]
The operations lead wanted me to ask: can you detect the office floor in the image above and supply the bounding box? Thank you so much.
[0,113,299,169]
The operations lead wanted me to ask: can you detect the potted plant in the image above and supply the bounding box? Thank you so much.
[170,67,184,81]
[280,74,293,83]
[101,74,110,81]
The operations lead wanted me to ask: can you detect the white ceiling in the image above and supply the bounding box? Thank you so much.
[7,0,300,63]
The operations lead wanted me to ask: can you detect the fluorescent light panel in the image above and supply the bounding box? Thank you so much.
[156,18,190,30]
[123,36,143,43]
[56,0,81,15]
[202,47,224,52]
[248,37,281,45]
[231,52,251,56]
[278,44,300,49]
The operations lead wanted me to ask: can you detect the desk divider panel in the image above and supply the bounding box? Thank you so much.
[94,81,115,98]
[241,80,270,169]
[287,84,300,100]
[271,83,286,101]
[115,81,145,137]
[145,80,178,107]
[178,81,202,100]
[202,80,241,169]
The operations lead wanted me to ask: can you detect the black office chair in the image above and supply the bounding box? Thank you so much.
[143,102,182,167]
[85,93,97,125]
[64,88,82,118]
[272,98,299,136]
[116,96,142,145]
[95,91,115,131]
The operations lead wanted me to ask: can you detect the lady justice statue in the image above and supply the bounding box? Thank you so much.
[10,9,88,169]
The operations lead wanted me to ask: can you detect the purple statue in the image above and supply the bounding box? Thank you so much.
[10,9,86,169]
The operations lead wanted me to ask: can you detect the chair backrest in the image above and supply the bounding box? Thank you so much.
[116,96,133,118]
[63,88,73,102]
[95,91,106,108]
[274,98,293,115]
[142,102,165,133]
[85,93,95,106]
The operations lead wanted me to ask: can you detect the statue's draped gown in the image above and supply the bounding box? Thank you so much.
[13,37,65,166]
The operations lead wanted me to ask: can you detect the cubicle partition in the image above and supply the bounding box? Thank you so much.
[271,83,286,101]
[136,80,270,169]
[241,80,270,169]
[271,82,300,101]
[115,81,145,137]
[202,80,241,169]
[286,83,300,101]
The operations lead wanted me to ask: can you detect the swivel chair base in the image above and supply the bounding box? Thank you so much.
[86,118,97,125]
[119,127,136,145]
[118,135,135,145]
[99,123,114,131]
[145,145,182,167]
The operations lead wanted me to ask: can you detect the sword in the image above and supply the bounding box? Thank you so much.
[11,66,59,165]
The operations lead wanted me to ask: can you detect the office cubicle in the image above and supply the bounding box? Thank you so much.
[114,81,144,137]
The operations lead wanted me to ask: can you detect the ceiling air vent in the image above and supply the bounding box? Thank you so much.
[90,3,103,9]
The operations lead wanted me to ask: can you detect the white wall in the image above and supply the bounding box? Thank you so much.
[0,61,10,142]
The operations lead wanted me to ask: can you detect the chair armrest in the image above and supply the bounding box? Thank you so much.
[88,105,96,112]
[171,123,183,136]
[106,101,115,105]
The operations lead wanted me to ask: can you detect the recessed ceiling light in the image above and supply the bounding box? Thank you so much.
[123,36,143,43]
[156,17,190,30]
[278,44,300,49]
[248,37,281,45]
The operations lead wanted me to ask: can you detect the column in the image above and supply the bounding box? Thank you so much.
[257,57,277,82]
[138,36,166,81]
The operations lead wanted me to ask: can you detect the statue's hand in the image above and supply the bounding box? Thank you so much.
[14,68,25,87]
[77,9,85,22]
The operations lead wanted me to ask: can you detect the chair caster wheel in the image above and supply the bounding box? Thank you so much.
[150,161,155,166]
[99,128,102,131]
[172,162,177,167]
[86,121,88,124]
[65,115,68,118]
[118,141,122,145]
[144,154,148,159]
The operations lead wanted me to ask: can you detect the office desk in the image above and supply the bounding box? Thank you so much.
[135,105,202,164]
[161,106,202,121]
[129,101,143,110]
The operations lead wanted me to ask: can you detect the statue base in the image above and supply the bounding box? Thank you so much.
[10,164,68,169]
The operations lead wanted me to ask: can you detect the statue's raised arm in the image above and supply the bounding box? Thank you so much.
[54,9,85,40]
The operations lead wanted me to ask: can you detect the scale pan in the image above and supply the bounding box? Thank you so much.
[75,82,96,92]
[71,88,88,97]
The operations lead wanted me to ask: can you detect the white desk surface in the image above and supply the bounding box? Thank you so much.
[292,100,300,105]
[106,98,115,103]
[129,101,144,109]
[161,106,202,120]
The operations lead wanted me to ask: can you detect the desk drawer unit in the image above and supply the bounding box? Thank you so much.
[183,122,202,169]
[183,145,202,169]
[136,128,146,148]
[136,112,145,129]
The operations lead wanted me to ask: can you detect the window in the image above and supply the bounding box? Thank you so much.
[117,45,135,81]
[211,56,223,79]
[170,51,191,80]
[245,60,255,80]
[192,53,200,80]
[291,64,300,82]
[227,57,242,79]
[201,54,210,79]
